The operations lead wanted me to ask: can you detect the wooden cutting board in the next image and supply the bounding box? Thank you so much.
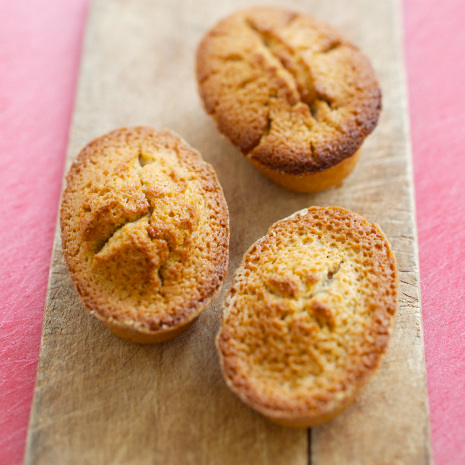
[24,0,432,463]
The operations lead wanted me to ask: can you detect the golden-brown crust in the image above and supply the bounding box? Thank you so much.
[216,206,398,427]
[60,127,229,343]
[196,7,381,189]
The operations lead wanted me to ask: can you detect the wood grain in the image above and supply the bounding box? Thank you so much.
[24,0,432,464]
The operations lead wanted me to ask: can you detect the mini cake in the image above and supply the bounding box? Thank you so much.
[196,8,381,192]
[60,127,229,343]
[217,206,398,427]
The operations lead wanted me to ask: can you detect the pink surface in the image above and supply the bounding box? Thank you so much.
[0,0,463,464]
[404,0,465,462]
[0,1,88,464]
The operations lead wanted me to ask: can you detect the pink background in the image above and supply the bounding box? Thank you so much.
[0,0,464,463]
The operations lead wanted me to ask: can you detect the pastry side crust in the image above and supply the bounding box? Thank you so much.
[250,149,361,193]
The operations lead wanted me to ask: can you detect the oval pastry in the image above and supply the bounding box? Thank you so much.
[60,127,229,343]
[217,206,398,426]
[196,8,382,192]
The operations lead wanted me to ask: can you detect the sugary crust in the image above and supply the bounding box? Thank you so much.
[216,206,398,427]
[196,7,381,185]
[60,127,229,343]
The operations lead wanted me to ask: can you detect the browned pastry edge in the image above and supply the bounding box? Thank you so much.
[95,305,202,344]
[249,149,361,193]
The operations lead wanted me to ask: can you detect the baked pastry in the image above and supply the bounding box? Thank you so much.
[196,8,381,192]
[217,206,398,427]
[60,127,229,343]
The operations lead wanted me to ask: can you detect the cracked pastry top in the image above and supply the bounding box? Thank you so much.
[196,7,382,192]
[60,127,229,343]
[217,206,398,427]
